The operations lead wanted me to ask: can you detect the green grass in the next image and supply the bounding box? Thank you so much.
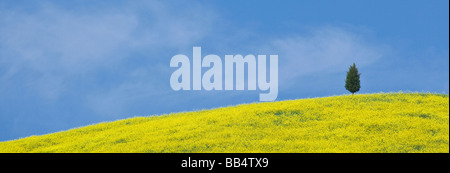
[0,93,448,153]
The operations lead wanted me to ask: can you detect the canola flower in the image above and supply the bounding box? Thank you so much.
[0,92,448,153]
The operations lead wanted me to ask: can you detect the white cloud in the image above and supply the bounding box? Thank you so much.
[271,26,386,87]
[0,1,215,100]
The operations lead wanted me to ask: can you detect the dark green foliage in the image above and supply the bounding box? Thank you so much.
[345,63,361,95]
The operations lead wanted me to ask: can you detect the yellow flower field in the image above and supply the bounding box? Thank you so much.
[0,92,448,153]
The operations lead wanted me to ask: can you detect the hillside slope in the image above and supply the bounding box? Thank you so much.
[0,93,448,153]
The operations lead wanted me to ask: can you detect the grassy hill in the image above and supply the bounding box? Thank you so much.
[0,93,448,153]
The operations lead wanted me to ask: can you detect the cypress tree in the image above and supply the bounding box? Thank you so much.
[345,63,361,95]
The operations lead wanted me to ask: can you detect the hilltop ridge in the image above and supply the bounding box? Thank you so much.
[0,93,448,153]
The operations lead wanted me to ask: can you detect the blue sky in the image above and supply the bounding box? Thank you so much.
[0,0,448,141]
